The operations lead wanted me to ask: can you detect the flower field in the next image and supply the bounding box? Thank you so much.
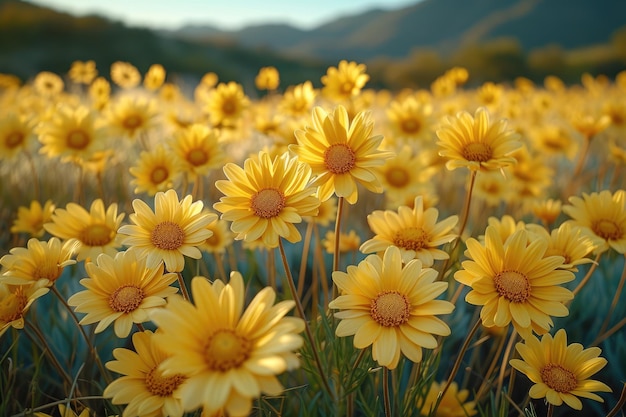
[0,60,625,417]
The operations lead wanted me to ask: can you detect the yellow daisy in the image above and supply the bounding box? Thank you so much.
[68,60,97,85]
[329,246,454,369]
[118,189,215,272]
[321,60,369,101]
[322,229,361,254]
[303,195,337,227]
[36,103,106,163]
[67,249,178,338]
[255,66,280,91]
[33,71,64,97]
[479,215,526,245]
[531,198,562,227]
[360,196,458,266]
[111,61,141,89]
[204,81,250,128]
[0,237,78,287]
[10,199,56,238]
[386,95,434,143]
[526,223,597,272]
[509,329,612,410]
[197,213,234,254]
[0,282,49,337]
[104,330,186,417]
[418,381,477,417]
[129,144,184,196]
[89,76,111,110]
[279,81,317,118]
[150,272,304,416]
[0,112,33,160]
[106,95,159,141]
[213,151,320,248]
[291,105,393,204]
[169,123,225,177]
[455,226,575,338]
[562,189,626,254]
[34,404,91,417]
[144,64,166,91]
[436,107,522,171]
[44,199,125,262]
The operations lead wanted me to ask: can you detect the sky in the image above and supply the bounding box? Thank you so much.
[27,0,419,31]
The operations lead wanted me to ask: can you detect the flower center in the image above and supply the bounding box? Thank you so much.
[204,329,252,372]
[385,167,410,188]
[222,100,236,115]
[393,227,429,251]
[33,261,64,283]
[400,118,421,134]
[109,285,144,313]
[145,365,186,397]
[123,115,142,130]
[341,82,355,94]
[541,363,577,393]
[324,144,356,174]
[370,291,411,327]
[187,148,209,167]
[0,287,28,323]
[67,130,90,150]
[5,131,24,148]
[151,221,185,250]
[493,270,531,303]
[592,219,622,241]
[79,224,113,246]
[462,142,493,162]
[251,188,285,219]
[150,166,169,185]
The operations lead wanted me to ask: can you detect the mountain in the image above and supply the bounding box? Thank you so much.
[173,0,626,62]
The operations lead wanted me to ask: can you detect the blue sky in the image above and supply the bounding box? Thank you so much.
[28,0,418,30]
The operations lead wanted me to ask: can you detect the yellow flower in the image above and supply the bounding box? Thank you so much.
[562,189,626,254]
[170,123,225,177]
[11,199,56,238]
[303,195,337,227]
[419,381,477,417]
[322,229,361,254]
[360,196,458,267]
[89,76,111,109]
[36,103,106,163]
[479,215,526,244]
[0,237,77,287]
[255,66,280,91]
[0,282,48,337]
[204,81,250,128]
[67,250,178,338]
[118,189,215,272]
[510,329,612,410]
[455,227,574,338]
[33,71,64,97]
[321,60,369,101]
[104,330,186,417]
[150,272,304,416]
[291,105,393,204]
[473,170,512,207]
[111,61,141,89]
[214,151,319,248]
[106,95,159,141]
[144,64,166,91]
[436,107,522,171]
[34,404,91,417]
[329,246,454,369]
[531,198,562,227]
[386,95,434,142]
[129,144,183,196]
[0,112,33,160]
[526,223,597,272]
[44,199,125,262]
[68,60,97,85]
[197,213,234,254]
[279,81,317,117]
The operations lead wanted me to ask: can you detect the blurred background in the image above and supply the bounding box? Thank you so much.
[1,0,626,91]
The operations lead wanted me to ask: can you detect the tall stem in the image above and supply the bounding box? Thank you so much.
[176,272,190,301]
[598,254,626,335]
[495,329,518,412]
[25,321,74,390]
[383,366,392,417]
[278,239,335,400]
[571,252,602,298]
[297,221,314,299]
[332,197,345,300]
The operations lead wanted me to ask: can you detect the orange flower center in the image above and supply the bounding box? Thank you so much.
[370,291,411,327]
[493,270,531,303]
[5,131,24,148]
[324,144,356,174]
[67,129,90,150]
[151,221,185,250]
[222,99,236,115]
[145,365,186,397]
[187,148,209,167]
[393,227,429,252]
[592,219,622,241]
[150,166,169,185]
[385,167,410,188]
[123,115,142,130]
[80,223,113,246]
[541,363,577,393]
[251,188,285,219]
[400,118,421,134]
[0,287,28,323]
[33,261,64,283]
[341,82,355,94]
[462,142,493,162]
[109,285,144,313]
[204,329,252,372]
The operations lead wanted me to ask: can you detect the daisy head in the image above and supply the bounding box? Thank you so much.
[0,282,49,337]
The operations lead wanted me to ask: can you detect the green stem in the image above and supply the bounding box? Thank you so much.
[383,366,392,417]
[176,272,190,301]
[597,254,626,336]
[571,252,602,298]
[24,321,73,390]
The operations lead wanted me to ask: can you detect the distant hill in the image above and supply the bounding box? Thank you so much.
[173,0,626,62]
